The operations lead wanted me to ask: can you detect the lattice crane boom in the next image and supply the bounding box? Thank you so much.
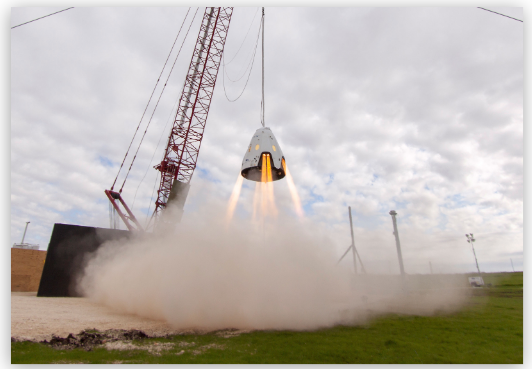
[153,7,233,223]
[106,7,233,232]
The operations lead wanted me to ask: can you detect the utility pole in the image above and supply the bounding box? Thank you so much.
[429,261,433,274]
[21,221,30,244]
[511,258,515,272]
[389,210,405,276]
[465,233,481,278]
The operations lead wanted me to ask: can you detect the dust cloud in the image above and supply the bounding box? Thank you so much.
[78,202,469,332]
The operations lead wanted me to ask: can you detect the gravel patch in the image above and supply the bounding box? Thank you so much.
[11,292,252,353]
[11,292,185,342]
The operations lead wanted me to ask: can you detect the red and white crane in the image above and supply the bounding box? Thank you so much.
[105,7,234,231]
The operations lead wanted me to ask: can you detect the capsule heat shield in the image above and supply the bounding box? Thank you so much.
[241,127,286,182]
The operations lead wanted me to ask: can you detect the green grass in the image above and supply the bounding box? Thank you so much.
[11,272,522,364]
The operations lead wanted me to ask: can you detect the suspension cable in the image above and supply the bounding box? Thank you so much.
[224,7,260,66]
[131,93,181,209]
[110,7,191,191]
[224,36,259,83]
[145,170,160,229]
[222,14,262,102]
[11,7,74,29]
[261,7,265,127]
[223,8,260,82]
[118,8,200,194]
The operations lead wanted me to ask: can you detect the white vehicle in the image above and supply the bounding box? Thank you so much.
[468,276,484,287]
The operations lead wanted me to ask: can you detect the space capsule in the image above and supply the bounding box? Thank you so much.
[241,127,286,182]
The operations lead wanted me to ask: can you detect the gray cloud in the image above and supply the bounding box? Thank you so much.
[10,6,523,273]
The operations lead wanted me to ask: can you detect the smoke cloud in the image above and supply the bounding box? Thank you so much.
[78,201,469,331]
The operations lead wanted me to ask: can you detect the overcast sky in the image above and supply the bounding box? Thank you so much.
[10,5,524,274]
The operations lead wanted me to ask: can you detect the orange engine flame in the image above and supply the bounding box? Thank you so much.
[249,153,277,223]
[227,154,301,228]
[266,154,273,183]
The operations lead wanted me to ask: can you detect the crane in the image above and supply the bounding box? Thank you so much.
[105,7,234,231]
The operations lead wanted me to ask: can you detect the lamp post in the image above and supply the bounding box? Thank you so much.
[389,210,405,276]
[21,221,30,244]
[466,233,481,277]
[348,206,358,275]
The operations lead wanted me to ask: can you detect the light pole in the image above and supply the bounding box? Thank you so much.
[21,221,30,244]
[466,233,481,277]
[348,206,358,275]
[389,210,405,276]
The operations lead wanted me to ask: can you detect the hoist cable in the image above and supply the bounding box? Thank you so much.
[223,8,260,82]
[477,7,523,22]
[222,15,262,102]
[224,7,260,66]
[110,7,191,191]
[145,171,160,229]
[224,36,260,83]
[224,37,259,83]
[118,7,200,194]
[11,7,74,29]
[131,94,181,209]
[261,7,265,127]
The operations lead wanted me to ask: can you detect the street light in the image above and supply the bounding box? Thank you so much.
[21,221,30,244]
[389,210,405,276]
[465,233,482,277]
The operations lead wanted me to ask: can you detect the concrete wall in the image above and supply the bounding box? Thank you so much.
[38,223,131,297]
[11,248,47,292]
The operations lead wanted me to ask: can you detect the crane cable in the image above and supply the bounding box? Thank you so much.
[477,7,523,22]
[261,7,265,127]
[225,8,260,66]
[222,10,262,102]
[223,8,260,82]
[117,7,200,194]
[110,7,192,192]
[131,92,180,211]
[11,7,74,29]
[223,28,260,83]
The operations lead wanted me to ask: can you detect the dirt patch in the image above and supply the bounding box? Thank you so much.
[40,329,149,351]
[11,292,253,355]
[11,292,185,341]
[28,328,227,357]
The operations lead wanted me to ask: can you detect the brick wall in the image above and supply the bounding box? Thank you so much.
[11,248,47,292]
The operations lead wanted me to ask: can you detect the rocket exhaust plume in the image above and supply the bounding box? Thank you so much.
[225,174,244,224]
[284,162,304,219]
[257,154,277,220]
[227,155,277,227]
[252,182,260,222]
[79,132,468,331]
[78,199,469,332]
[229,158,300,225]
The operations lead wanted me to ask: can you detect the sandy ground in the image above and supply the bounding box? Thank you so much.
[11,292,184,342]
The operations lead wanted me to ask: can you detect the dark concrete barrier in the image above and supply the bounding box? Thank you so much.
[37,223,131,297]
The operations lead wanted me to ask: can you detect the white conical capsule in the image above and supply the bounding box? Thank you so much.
[241,127,286,182]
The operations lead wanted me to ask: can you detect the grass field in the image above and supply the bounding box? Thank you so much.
[11,272,522,364]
